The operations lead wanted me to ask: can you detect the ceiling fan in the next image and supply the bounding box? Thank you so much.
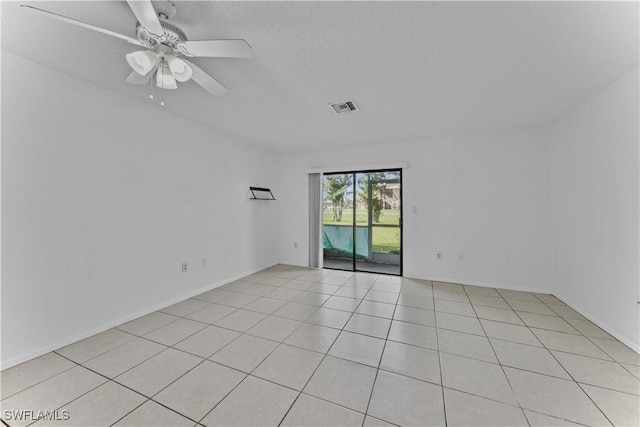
[22,0,252,98]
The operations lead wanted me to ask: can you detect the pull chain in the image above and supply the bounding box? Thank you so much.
[149,71,154,100]
[160,63,165,107]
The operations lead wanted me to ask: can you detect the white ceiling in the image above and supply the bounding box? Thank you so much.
[2,1,638,152]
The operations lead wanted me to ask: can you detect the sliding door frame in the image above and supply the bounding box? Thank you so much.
[322,168,403,276]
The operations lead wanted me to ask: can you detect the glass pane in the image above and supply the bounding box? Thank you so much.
[355,171,401,275]
[322,173,354,270]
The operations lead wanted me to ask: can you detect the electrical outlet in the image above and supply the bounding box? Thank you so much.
[202,258,207,267]
[182,262,188,273]
[435,252,442,260]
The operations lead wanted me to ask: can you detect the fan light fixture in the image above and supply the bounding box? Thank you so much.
[126,50,156,75]
[125,51,192,93]
[166,55,192,82]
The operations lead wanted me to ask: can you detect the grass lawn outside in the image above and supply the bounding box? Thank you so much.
[372,227,400,252]
[323,208,400,226]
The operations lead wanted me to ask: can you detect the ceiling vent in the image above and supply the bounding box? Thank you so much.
[330,100,358,114]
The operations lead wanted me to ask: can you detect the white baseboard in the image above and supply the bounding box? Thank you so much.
[1,263,278,371]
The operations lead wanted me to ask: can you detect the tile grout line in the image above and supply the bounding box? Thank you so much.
[198,272,343,426]
[461,282,532,427]
[0,359,80,402]
[191,368,249,426]
[359,277,402,427]
[198,280,332,423]
[276,274,370,426]
[116,311,185,337]
[34,352,156,427]
[431,281,451,427]
[518,409,592,427]
[572,383,619,427]
[111,352,210,425]
[191,272,318,425]
[492,288,624,425]
[107,399,154,427]
[53,329,140,368]
[115,269,311,425]
[517,293,634,371]
[276,272,393,423]
[544,345,619,426]
[190,266,325,425]
[21,364,111,427]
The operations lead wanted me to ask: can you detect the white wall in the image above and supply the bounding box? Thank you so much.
[278,129,551,292]
[549,68,639,351]
[1,53,279,368]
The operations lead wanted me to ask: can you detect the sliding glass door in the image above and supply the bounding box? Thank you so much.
[322,169,402,275]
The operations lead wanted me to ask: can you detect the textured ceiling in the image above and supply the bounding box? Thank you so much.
[2,1,638,152]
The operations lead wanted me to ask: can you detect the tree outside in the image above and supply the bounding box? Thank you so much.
[324,174,352,222]
[357,172,386,223]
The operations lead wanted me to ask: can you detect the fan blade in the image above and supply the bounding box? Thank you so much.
[21,5,145,46]
[125,63,158,85]
[126,0,164,39]
[181,40,252,58]
[183,60,227,96]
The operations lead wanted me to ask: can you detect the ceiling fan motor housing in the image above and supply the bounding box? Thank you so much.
[136,20,188,56]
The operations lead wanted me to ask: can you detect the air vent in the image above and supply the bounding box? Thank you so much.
[330,100,358,114]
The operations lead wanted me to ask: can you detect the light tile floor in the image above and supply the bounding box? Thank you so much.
[2,265,639,426]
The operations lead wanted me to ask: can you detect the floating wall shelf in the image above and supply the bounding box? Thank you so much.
[249,186,276,200]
